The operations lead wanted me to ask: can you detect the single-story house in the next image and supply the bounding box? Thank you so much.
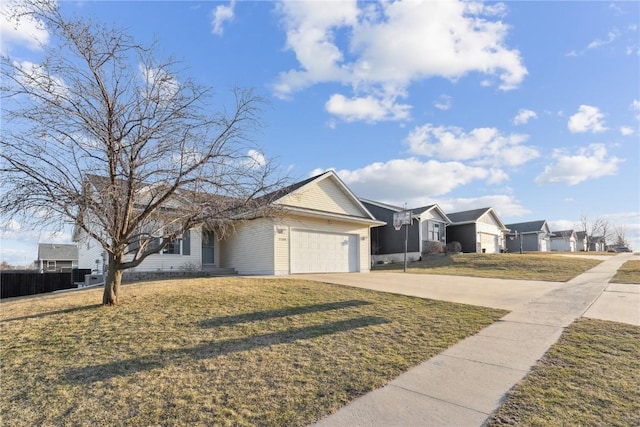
[360,199,451,263]
[446,207,508,253]
[589,235,606,252]
[550,230,577,252]
[504,220,551,252]
[36,243,78,272]
[75,171,385,275]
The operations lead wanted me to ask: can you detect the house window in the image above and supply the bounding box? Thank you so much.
[428,222,440,241]
[161,230,190,255]
[47,260,56,270]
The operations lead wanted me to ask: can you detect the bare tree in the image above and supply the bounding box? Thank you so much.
[1,2,285,305]
[613,225,629,248]
[577,213,610,252]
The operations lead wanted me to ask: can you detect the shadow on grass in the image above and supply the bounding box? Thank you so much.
[65,315,389,384]
[0,304,103,323]
[200,300,372,328]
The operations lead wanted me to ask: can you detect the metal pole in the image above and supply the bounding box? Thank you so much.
[404,222,408,272]
[519,231,523,254]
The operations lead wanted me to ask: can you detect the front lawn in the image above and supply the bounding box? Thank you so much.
[373,253,601,281]
[487,318,640,426]
[610,259,640,284]
[0,278,506,426]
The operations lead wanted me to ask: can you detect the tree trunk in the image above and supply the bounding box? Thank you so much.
[103,253,123,305]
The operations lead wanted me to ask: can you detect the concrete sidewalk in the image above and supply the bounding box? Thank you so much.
[310,253,637,426]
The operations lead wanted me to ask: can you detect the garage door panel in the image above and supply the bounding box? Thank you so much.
[291,230,358,273]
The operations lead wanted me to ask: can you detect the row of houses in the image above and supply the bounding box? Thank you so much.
[37,171,606,276]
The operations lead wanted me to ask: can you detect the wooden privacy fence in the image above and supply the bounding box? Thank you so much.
[1,270,91,299]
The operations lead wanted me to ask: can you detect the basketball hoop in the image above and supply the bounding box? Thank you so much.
[393,210,411,231]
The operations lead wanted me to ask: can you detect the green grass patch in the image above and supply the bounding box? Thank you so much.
[0,277,506,426]
[373,253,601,281]
[487,318,640,427]
[610,260,640,284]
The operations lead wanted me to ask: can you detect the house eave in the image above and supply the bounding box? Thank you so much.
[280,206,387,227]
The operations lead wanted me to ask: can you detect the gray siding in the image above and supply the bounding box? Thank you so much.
[506,233,539,252]
[446,223,477,253]
[364,203,420,255]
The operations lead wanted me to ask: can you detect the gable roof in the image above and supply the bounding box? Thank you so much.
[37,244,78,261]
[505,220,548,234]
[267,171,384,225]
[359,198,404,213]
[551,229,576,238]
[359,199,451,224]
[447,207,508,231]
[411,204,452,224]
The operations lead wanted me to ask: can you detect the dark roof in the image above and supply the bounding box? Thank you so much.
[551,229,575,237]
[576,231,587,239]
[257,171,329,204]
[37,244,77,261]
[447,207,492,223]
[411,204,437,214]
[505,220,547,233]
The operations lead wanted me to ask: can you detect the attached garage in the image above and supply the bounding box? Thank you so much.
[218,171,385,275]
[290,229,359,273]
[478,232,499,253]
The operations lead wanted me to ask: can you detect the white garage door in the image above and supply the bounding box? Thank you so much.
[290,230,359,273]
[479,232,499,253]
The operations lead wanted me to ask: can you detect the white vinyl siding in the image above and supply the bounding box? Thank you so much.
[273,215,371,274]
[77,235,106,270]
[281,177,366,217]
[219,218,275,275]
[125,228,204,271]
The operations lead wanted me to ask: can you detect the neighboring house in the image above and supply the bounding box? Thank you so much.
[36,243,78,272]
[575,231,589,252]
[446,207,508,253]
[360,199,451,263]
[504,220,552,252]
[75,171,384,275]
[550,230,577,252]
[589,236,606,252]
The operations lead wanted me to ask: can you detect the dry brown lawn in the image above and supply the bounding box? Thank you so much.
[1,277,505,426]
[373,253,601,281]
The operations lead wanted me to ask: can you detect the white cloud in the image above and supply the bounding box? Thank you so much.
[535,143,621,185]
[439,194,530,217]
[13,60,68,99]
[587,29,620,50]
[139,63,179,102]
[325,93,411,122]
[620,126,635,136]
[567,105,607,133]
[274,0,527,122]
[0,0,50,54]
[631,99,640,120]
[316,158,489,205]
[434,94,453,111]
[211,0,235,36]
[513,108,537,125]
[246,149,266,167]
[405,124,539,167]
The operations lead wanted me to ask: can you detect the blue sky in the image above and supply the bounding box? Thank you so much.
[1,0,639,265]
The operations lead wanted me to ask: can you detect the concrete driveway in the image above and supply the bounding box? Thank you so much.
[294,253,640,326]
[293,272,562,311]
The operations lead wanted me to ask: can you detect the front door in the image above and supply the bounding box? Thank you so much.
[202,230,215,264]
